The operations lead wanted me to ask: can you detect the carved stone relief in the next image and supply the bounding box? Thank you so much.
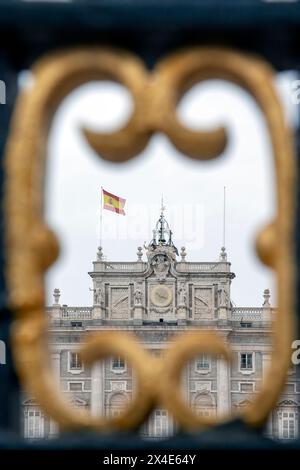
[111,287,129,319]
[111,381,127,391]
[151,254,170,281]
[194,287,212,319]
[195,381,212,392]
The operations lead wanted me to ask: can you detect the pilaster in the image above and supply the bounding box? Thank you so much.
[49,352,61,437]
[92,305,104,321]
[217,356,230,416]
[133,305,144,325]
[91,362,104,417]
[177,305,187,325]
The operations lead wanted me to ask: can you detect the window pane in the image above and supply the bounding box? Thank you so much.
[70,352,82,369]
[240,353,253,370]
[195,354,210,370]
[112,356,125,369]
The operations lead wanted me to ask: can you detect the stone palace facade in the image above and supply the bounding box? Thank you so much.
[22,210,299,441]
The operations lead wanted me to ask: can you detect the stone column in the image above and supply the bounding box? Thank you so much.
[51,352,61,382]
[91,362,104,417]
[49,352,61,437]
[262,353,271,383]
[262,352,273,436]
[217,357,230,416]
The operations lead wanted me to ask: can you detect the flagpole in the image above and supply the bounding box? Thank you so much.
[100,186,103,249]
[223,186,226,248]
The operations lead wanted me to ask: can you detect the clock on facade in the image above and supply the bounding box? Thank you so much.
[150,285,173,307]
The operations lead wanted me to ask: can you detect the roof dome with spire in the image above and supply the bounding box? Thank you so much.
[146,199,179,259]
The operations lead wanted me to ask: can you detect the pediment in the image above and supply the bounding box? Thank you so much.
[23,398,39,406]
[278,399,298,407]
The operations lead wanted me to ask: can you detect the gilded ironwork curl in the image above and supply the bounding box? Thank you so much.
[4,47,296,432]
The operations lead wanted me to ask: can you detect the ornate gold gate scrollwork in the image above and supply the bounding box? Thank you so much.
[4,47,296,432]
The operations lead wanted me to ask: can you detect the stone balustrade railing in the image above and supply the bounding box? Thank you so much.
[231,307,264,321]
[92,261,231,273]
[47,307,93,320]
[93,262,147,272]
[176,262,230,273]
[61,307,93,319]
[47,305,274,322]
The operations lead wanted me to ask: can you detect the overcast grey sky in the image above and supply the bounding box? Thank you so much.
[44,72,296,308]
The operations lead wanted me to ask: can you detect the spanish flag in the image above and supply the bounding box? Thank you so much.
[102,188,126,215]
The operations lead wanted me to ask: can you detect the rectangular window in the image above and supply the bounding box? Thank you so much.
[240,353,253,371]
[70,352,82,370]
[112,356,125,371]
[69,382,83,391]
[195,354,210,371]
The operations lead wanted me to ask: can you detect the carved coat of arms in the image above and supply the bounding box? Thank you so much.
[151,254,170,281]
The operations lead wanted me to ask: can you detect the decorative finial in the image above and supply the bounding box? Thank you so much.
[97,246,103,261]
[137,246,143,261]
[53,288,61,305]
[219,246,227,261]
[263,288,271,307]
[180,246,187,262]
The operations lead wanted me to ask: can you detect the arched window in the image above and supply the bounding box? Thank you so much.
[154,409,169,437]
[24,405,44,439]
[193,392,216,417]
[144,408,173,438]
[109,392,127,417]
[277,400,299,440]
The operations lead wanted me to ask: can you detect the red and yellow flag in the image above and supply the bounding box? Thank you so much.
[102,188,126,215]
